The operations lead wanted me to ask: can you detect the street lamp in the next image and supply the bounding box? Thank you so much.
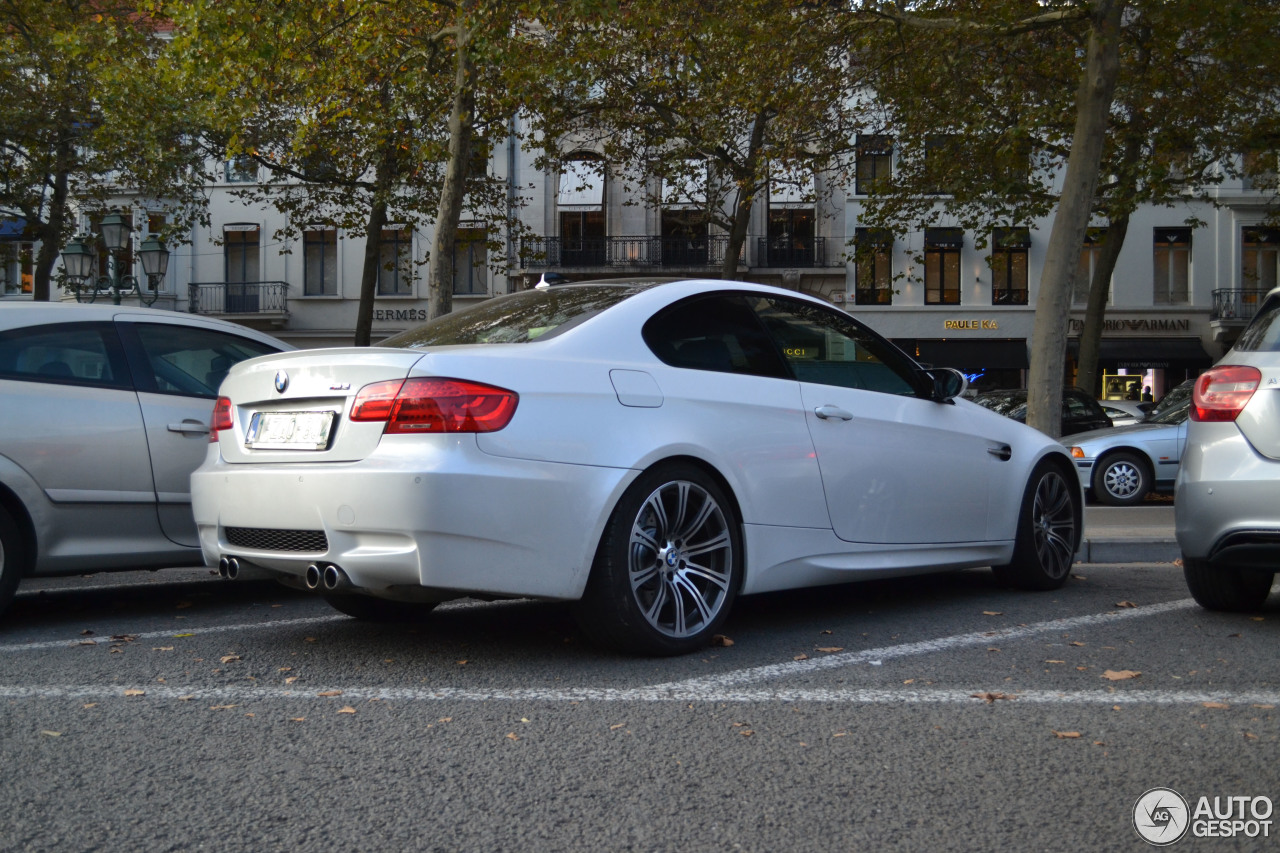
[60,212,170,306]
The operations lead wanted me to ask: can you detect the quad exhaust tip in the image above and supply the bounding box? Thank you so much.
[217,557,240,580]
[303,563,352,592]
[304,563,322,590]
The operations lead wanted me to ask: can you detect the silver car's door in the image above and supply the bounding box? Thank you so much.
[750,295,999,545]
[117,320,281,546]
[0,321,155,517]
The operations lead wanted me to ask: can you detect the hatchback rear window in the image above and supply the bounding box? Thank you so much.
[1234,294,1280,352]
[382,284,651,348]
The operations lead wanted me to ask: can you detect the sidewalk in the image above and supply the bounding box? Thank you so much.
[1078,505,1179,564]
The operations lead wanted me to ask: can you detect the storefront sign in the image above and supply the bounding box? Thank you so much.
[374,308,429,322]
[944,319,1000,330]
[1067,318,1192,334]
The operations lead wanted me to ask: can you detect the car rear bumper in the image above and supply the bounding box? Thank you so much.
[191,437,634,601]
[1175,423,1280,566]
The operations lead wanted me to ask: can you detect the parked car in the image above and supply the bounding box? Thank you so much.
[1146,378,1195,421]
[1176,288,1280,612]
[0,303,290,614]
[1068,392,1191,506]
[972,387,1113,437]
[1099,400,1148,427]
[192,279,1082,655]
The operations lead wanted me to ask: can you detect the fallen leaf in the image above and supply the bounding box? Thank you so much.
[172,633,194,638]
[456,660,469,666]
[610,723,626,730]
[337,706,357,714]
[152,646,174,652]
[438,717,452,723]
[903,679,915,685]
[1252,704,1275,710]
[41,730,62,737]
[1251,617,1265,622]
[983,611,1004,616]
[1115,601,1138,608]
[109,648,123,654]
[1052,730,1082,739]
[711,635,734,647]
[317,690,343,697]
[520,717,530,723]
[1045,660,1066,664]
[1077,666,1088,671]
[1245,732,1258,740]
[304,637,317,643]
[833,732,848,737]
[732,721,750,728]
[1101,670,1141,681]
[820,630,833,635]
[244,713,255,718]
[290,717,305,722]
[816,646,843,653]
[1202,701,1230,710]
[793,654,809,661]
[1093,741,1106,746]
[80,629,94,636]
[110,634,138,642]
[739,730,754,737]
[1229,633,1242,638]
[209,704,238,711]
[220,655,242,664]
[123,688,145,697]
[82,703,96,709]
[971,692,1015,703]
[278,667,292,672]
[178,695,194,702]
[505,732,519,741]
[285,676,299,684]
[78,641,97,646]
[987,647,1001,653]
[1069,641,1085,647]
[1072,574,1087,580]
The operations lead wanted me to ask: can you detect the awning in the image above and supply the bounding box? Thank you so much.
[993,226,1031,248]
[769,170,813,209]
[0,218,28,241]
[1068,337,1213,370]
[899,339,1029,371]
[662,159,707,208]
[558,160,604,210]
[925,227,965,249]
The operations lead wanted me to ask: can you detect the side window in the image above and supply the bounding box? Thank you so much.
[1063,394,1091,419]
[0,322,131,389]
[642,294,788,378]
[126,323,280,398]
[752,295,922,396]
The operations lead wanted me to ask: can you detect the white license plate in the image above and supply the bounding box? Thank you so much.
[246,411,335,450]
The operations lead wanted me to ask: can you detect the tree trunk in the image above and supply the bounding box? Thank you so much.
[32,135,76,301]
[1025,0,1126,438]
[1075,212,1130,396]
[720,110,769,281]
[429,18,475,320]
[354,199,388,346]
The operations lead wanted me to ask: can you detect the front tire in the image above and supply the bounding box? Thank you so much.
[993,461,1080,591]
[0,506,24,616]
[574,463,742,656]
[322,594,438,622]
[1183,558,1274,612]
[1092,452,1149,506]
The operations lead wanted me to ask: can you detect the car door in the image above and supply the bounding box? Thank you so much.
[0,321,156,524]
[750,295,1000,544]
[116,319,282,546]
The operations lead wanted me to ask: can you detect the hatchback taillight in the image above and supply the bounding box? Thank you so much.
[350,378,518,434]
[1191,365,1261,422]
[210,396,234,442]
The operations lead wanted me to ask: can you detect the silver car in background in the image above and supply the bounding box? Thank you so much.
[1176,288,1280,611]
[1068,392,1191,506]
[0,303,288,615]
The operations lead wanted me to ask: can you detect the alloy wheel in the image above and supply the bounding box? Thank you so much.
[1031,470,1077,581]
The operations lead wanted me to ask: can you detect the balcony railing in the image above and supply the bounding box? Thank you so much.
[188,281,289,316]
[521,236,740,270]
[1211,288,1266,322]
[755,236,834,268]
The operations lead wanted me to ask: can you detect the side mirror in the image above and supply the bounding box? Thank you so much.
[929,368,968,403]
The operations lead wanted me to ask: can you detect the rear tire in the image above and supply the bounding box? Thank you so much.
[1092,452,1149,507]
[574,463,742,656]
[322,594,438,622]
[0,506,24,616]
[993,461,1080,591]
[1183,558,1274,612]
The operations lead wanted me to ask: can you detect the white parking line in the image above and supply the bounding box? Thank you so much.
[0,614,348,654]
[1,683,1276,707]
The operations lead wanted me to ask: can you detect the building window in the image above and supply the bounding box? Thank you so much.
[991,227,1029,305]
[558,157,606,266]
[766,208,816,267]
[924,227,963,305]
[1242,148,1278,192]
[303,227,337,296]
[0,241,34,296]
[855,135,892,196]
[924,135,960,195]
[854,228,892,305]
[89,212,127,279]
[1243,227,1280,295]
[1075,228,1109,304]
[377,226,412,295]
[224,225,260,283]
[1153,227,1191,305]
[226,156,257,184]
[452,226,488,296]
[660,210,709,267]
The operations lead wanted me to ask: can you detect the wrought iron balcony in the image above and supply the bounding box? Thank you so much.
[520,236,740,270]
[188,281,289,316]
[1211,288,1266,322]
[755,236,834,268]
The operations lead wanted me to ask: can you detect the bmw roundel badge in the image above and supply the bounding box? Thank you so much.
[274,369,290,394]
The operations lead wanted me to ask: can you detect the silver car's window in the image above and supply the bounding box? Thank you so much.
[128,323,280,398]
[642,294,789,378]
[0,322,130,389]
[752,296,922,396]
[1233,296,1280,352]
[383,284,650,347]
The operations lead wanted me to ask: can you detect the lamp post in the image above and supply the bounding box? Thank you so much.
[60,212,169,306]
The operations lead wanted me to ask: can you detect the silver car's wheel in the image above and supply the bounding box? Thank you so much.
[1093,452,1149,507]
[575,464,742,655]
[994,461,1080,591]
[0,506,24,617]
[1183,558,1274,612]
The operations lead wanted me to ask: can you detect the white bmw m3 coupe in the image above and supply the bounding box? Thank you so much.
[192,279,1081,654]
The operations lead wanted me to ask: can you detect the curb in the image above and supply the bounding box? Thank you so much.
[1075,539,1180,565]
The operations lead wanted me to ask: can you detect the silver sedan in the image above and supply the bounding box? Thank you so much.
[192,279,1082,655]
[1068,393,1191,506]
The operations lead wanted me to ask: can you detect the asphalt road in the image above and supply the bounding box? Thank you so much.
[2,527,1277,852]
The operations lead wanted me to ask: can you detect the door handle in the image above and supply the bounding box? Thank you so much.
[988,443,1012,461]
[168,420,209,435]
[814,405,853,421]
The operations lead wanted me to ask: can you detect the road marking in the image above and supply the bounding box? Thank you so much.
[0,614,348,654]
[1,684,1275,707]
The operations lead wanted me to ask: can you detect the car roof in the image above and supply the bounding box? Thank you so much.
[0,302,291,347]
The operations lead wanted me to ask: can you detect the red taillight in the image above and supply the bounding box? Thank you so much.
[350,378,518,434]
[210,396,234,442]
[1191,365,1261,422]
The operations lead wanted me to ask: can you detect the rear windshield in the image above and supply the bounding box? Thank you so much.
[381,284,650,348]
[1234,294,1280,352]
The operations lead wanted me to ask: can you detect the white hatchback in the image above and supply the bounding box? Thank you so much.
[193,280,1081,654]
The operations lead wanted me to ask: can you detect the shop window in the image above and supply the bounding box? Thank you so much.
[855,135,892,196]
[1075,228,1111,305]
[1152,227,1191,305]
[854,228,892,305]
[303,226,337,296]
[991,227,1029,305]
[924,228,962,305]
[223,225,260,283]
